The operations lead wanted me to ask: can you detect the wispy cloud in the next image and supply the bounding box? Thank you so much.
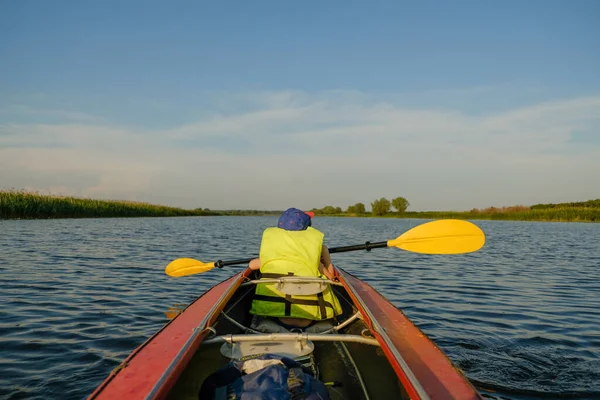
[1,90,599,211]
[0,104,104,123]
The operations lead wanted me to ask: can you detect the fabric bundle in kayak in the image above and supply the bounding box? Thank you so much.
[198,354,329,400]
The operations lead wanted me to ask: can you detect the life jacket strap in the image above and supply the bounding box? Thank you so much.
[316,292,327,320]
[260,272,295,279]
[253,294,335,318]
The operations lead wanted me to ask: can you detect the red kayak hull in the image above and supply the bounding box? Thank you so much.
[88,267,481,399]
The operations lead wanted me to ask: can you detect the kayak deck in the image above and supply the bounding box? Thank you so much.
[89,267,481,400]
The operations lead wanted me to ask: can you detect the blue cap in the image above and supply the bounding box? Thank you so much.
[277,208,314,231]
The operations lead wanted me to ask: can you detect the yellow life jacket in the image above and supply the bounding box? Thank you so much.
[249,226,343,320]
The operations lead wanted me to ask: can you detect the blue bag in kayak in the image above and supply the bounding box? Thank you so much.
[198,353,329,400]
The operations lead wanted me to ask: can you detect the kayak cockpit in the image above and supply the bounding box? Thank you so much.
[165,270,410,400]
[90,222,486,400]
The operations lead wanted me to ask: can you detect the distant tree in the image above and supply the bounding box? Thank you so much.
[391,197,410,214]
[347,202,365,215]
[322,206,337,215]
[334,206,342,214]
[371,198,391,216]
[355,203,366,214]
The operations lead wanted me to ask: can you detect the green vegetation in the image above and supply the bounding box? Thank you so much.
[309,206,343,215]
[2,189,597,222]
[309,197,599,222]
[530,199,600,210]
[0,190,219,219]
[391,197,410,214]
[371,198,391,216]
[401,206,599,222]
[346,203,366,215]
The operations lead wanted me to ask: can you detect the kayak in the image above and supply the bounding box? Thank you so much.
[88,219,486,399]
[88,266,482,400]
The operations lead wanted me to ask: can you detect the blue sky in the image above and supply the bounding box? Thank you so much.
[1,1,599,211]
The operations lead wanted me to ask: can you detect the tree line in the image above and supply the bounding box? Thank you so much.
[310,197,410,216]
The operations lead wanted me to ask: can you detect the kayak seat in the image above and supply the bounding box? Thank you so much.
[249,315,336,334]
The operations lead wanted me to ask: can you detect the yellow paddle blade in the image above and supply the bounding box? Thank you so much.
[165,258,215,277]
[387,219,485,254]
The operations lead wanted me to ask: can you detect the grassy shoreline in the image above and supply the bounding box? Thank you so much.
[344,208,599,222]
[0,190,219,220]
[1,190,598,222]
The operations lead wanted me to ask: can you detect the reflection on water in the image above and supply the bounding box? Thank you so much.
[1,217,599,399]
[165,304,187,320]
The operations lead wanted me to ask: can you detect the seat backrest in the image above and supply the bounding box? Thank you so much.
[272,277,329,296]
[219,338,315,360]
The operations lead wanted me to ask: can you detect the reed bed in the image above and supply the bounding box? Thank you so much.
[0,190,218,219]
[530,199,600,210]
[402,208,599,222]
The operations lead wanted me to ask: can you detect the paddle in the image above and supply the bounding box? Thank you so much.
[165,219,485,278]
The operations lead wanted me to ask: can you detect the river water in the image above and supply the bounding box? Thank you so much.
[1,216,599,399]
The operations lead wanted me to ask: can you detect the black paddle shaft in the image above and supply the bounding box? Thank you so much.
[327,241,388,254]
[215,258,256,268]
[213,241,388,268]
